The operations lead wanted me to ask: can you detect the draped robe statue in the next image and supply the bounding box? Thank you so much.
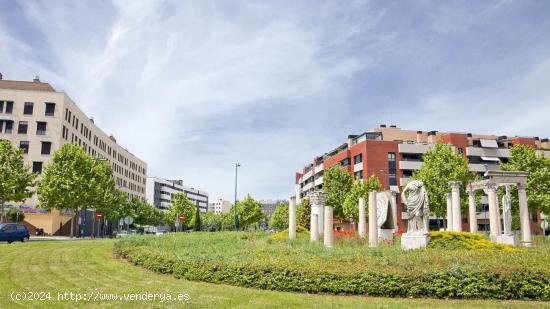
[502,186,513,236]
[401,180,430,234]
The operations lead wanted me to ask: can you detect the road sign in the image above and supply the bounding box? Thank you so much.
[96,212,103,219]
[541,220,549,231]
[178,213,185,220]
[124,216,133,225]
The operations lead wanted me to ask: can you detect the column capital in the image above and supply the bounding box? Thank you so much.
[307,191,328,205]
[517,183,528,191]
[483,182,497,192]
[449,181,462,190]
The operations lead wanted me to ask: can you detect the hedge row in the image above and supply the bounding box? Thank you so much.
[113,238,550,300]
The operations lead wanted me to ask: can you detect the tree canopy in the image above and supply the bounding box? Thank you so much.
[412,142,474,217]
[0,140,36,222]
[231,195,264,230]
[269,202,289,230]
[167,193,195,227]
[323,165,354,218]
[343,174,381,222]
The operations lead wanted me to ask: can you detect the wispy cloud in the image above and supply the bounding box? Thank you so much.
[0,0,549,200]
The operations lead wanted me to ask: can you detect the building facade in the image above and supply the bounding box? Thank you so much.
[146,177,209,212]
[208,199,232,214]
[260,200,285,218]
[0,76,147,235]
[294,125,549,234]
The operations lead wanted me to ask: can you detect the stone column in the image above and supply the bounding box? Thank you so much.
[446,193,453,231]
[310,214,318,242]
[518,184,532,247]
[307,191,327,239]
[289,197,296,240]
[449,181,462,232]
[390,192,398,230]
[495,195,502,235]
[358,197,366,239]
[368,191,378,247]
[324,206,333,248]
[468,190,477,233]
[486,184,499,240]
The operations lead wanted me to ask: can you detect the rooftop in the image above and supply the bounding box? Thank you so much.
[0,76,56,92]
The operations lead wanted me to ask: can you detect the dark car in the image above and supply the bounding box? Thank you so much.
[0,223,30,243]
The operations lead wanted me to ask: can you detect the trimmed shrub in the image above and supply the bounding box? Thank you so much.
[114,232,550,300]
[271,225,309,241]
[429,232,519,252]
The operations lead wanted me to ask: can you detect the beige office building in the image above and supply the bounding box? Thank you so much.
[0,76,147,235]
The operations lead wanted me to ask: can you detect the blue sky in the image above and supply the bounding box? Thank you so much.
[1,0,550,201]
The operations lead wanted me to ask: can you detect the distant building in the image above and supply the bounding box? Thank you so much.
[146,177,209,212]
[260,200,286,218]
[208,199,232,214]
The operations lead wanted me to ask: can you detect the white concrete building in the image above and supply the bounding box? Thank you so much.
[146,177,209,212]
[208,199,232,214]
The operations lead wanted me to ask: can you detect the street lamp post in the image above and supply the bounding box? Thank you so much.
[234,163,241,230]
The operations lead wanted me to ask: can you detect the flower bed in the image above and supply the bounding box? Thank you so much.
[114,232,550,300]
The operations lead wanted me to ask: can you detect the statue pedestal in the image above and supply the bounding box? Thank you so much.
[496,234,518,246]
[401,233,430,250]
[378,229,394,243]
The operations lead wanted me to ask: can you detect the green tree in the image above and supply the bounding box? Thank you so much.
[128,197,163,226]
[167,193,195,228]
[412,142,474,217]
[6,207,25,223]
[343,174,381,222]
[269,202,289,230]
[193,206,202,231]
[201,212,223,231]
[0,140,36,222]
[296,198,311,229]
[231,195,264,230]
[323,165,353,218]
[500,145,550,226]
[38,144,98,237]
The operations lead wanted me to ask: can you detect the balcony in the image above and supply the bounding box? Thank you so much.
[353,162,363,172]
[398,143,431,154]
[314,163,324,174]
[465,146,510,158]
[303,169,313,181]
[468,163,501,173]
[399,160,423,170]
[314,176,323,186]
[302,182,314,192]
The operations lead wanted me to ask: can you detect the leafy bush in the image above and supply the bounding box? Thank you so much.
[114,232,550,300]
[429,232,518,252]
[271,225,309,241]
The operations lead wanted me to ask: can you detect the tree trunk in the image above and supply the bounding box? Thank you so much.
[0,201,5,223]
[70,210,75,238]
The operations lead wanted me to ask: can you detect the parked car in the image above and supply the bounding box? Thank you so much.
[0,223,30,243]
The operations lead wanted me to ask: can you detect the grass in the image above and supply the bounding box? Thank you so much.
[0,239,548,308]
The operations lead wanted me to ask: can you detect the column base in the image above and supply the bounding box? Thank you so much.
[379,229,394,244]
[496,234,518,246]
[401,233,430,250]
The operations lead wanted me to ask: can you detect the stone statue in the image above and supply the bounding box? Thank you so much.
[376,191,396,229]
[502,186,512,236]
[401,180,430,234]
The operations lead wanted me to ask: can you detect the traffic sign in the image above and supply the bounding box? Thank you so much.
[178,213,185,220]
[124,216,133,225]
[96,212,103,219]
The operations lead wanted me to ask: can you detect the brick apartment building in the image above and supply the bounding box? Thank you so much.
[294,125,549,234]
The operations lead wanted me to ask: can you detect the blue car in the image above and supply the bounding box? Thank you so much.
[0,223,30,243]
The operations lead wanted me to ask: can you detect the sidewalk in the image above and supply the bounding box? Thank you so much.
[29,236,111,241]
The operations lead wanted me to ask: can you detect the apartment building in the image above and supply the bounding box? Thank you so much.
[0,76,147,234]
[260,200,285,218]
[146,177,209,212]
[294,125,549,234]
[208,199,232,214]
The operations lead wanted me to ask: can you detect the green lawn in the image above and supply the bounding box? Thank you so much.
[0,240,548,308]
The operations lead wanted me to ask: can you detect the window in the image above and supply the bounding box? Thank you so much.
[32,162,43,174]
[36,122,47,135]
[4,121,13,133]
[341,158,351,167]
[0,101,3,113]
[18,121,28,134]
[353,153,362,164]
[41,142,51,155]
[20,141,29,154]
[354,170,363,179]
[5,101,13,114]
[23,102,34,115]
[457,148,463,155]
[387,152,396,161]
[45,102,55,116]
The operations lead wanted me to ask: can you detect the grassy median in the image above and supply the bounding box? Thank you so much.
[0,238,548,308]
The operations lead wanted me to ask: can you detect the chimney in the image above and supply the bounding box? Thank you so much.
[427,131,438,143]
[380,124,386,128]
[467,133,473,146]
[90,117,95,124]
[389,124,397,128]
[0,72,3,80]
[541,138,550,149]
[33,76,40,82]
[416,131,423,143]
